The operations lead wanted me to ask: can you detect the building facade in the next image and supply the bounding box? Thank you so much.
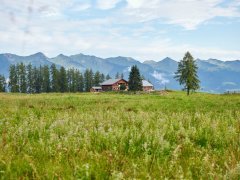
[100,79,128,91]
[142,80,154,92]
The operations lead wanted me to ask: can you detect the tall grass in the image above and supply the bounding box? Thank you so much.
[0,92,239,179]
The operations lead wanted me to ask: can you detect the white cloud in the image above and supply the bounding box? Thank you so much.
[0,0,239,61]
[96,0,121,10]
[71,3,91,11]
[151,71,170,85]
[124,0,240,30]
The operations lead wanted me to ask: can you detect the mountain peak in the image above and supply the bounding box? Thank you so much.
[161,57,175,62]
[143,60,156,64]
[57,54,68,58]
[31,52,46,58]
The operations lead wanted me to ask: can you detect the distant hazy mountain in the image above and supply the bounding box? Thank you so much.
[0,52,239,93]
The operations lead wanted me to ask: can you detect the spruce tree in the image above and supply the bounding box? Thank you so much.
[100,73,105,83]
[59,66,67,93]
[128,65,142,91]
[50,64,59,92]
[27,64,34,93]
[42,65,51,93]
[115,72,120,79]
[0,75,6,92]
[76,70,84,92]
[106,74,111,80]
[174,52,200,95]
[18,63,27,93]
[8,64,19,92]
[94,71,101,86]
[33,67,41,93]
[84,69,93,92]
[67,69,73,92]
[121,73,124,79]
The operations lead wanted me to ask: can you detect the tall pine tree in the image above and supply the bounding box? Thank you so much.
[94,71,101,86]
[0,75,6,92]
[8,64,19,92]
[50,64,59,92]
[59,66,68,93]
[33,67,41,93]
[84,69,93,92]
[106,74,111,80]
[27,64,34,93]
[100,73,105,83]
[76,70,84,92]
[42,65,51,93]
[128,65,142,91]
[174,52,200,95]
[18,63,27,93]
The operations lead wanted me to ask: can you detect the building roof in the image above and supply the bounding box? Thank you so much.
[142,80,153,87]
[91,86,102,90]
[100,79,127,85]
[100,78,153,87]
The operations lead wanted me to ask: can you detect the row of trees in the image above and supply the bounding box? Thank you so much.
[0,52,200,95]
[127,52,200,94]
[0,63,112,93]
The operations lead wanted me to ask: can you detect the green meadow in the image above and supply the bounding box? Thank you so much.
[0,92,239,179]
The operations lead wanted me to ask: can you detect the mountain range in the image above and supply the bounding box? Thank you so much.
[0,52,240,93]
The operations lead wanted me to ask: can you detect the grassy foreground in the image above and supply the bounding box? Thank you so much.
[0,92,239,179]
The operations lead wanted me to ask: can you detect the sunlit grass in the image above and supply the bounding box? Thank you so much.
[0,92,239,179]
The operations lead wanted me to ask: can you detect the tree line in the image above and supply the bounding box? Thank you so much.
[0,52,200,95]
[0,63,112,93]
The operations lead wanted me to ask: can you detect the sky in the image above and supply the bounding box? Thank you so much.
[0,0,240,61]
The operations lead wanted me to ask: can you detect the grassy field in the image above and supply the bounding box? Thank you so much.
[0,91,239,179]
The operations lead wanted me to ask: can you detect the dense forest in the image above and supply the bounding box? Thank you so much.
[0,63,112,93]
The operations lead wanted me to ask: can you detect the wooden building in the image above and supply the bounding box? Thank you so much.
[100,79,128,91]
[90,86,102,92]
[142,80,154,92]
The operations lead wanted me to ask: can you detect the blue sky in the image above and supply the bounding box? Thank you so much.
[0,0,240,61]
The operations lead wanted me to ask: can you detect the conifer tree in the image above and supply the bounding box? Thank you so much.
[121,73,124,79]
[33,67,41,93]
[18,63,27,93]
[174,52,200,95]
[106,74,111,80]
[115,72,120,79]
[84,69,93,92]
[0,75,6,92]
[76,70,84,92]
[42,65,51,93]
[59,66,67,93]
[50,64,59,92]
[94,71,101,86]
[8,64,19,92]
[27,64,34,93]
[128,65,143,91]
[100,73,105,83]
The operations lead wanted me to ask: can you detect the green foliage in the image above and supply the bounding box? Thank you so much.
[175,52,200,95]
[8,64,19,92]
[7,63,108,93]
[120,84,126,91]
[106,74,111,80]
[128,65,143,91]
[94,71,101,86]
[50,64,60,92]
[115,72,120,79]
[59,67,68,93]
[0,75,6,92]
[42,65,51,93]
[84,69,94,92]
[27,64,34,93]
[18,63,27,93]
[0,92,239,179]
